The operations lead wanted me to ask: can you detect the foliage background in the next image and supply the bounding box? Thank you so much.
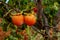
[0,0,60,40]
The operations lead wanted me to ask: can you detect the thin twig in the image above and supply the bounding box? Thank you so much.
[3,9,13,17]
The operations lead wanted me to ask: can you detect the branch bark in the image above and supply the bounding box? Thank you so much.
[36,0,43,29]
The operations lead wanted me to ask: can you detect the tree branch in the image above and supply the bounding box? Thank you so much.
[0,1,20,11]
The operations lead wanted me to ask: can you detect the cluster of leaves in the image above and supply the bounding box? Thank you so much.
[42,0,60,26]
[2,0,35,10]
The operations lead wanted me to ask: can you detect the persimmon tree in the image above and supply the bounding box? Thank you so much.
[0,0,60,40]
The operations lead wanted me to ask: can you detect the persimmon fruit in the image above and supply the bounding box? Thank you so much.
[12,14,24,26]
[24,14,36,26]
[33,7,38,13]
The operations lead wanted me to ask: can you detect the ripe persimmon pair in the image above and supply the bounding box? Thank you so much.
[12,13,36,26]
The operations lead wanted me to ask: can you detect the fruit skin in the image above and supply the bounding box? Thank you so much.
[33,7,38,13]
[24,14,36,26]
[12,14,24,26]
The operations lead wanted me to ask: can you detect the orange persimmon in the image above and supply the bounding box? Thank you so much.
[24,14,36,26]
[12,14,24,26]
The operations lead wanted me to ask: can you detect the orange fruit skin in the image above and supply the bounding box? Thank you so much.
[24,15,36,26]
[12,15,24,26]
